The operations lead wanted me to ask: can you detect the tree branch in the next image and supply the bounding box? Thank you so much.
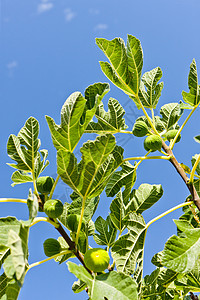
[190,292,199,300]
[162,140,200,211]
[54,221,92,274]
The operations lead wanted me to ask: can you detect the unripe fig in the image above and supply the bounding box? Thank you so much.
[84,248,110,272]
[66,214,86,232]
[166,130,181,143]
[43,238,61,257]
[36,176,55,195]
[144,135,162,151]
[132,121,148,137]
[44,199,63,218]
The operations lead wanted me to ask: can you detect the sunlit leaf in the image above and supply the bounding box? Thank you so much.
[7,230,26,282]
[175,259,200,293]
[0,273,20,300]
[7,117,49,182]
[106,161,136,198]
[57,134,117,198]
[46,83,109,152]
[111,212,146,293]
[110,190,127,232]
[96,35,143,99]
[139,67,163,109]
[127,184,163,214]
[67,196,100,223]
[94,215,117,247]
[68,262,138,300]
[72,279,86,294]
[11,171,33,187]
[160,103,183,129]
[142,268,160,299]
[182,59,200,107]
[86,97,128,133]
[162,219,200,273]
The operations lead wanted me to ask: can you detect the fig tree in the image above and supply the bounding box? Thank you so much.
[132,121,148,137]
[84,248,110,272]
[43,238,61,257]
[144,135,162,151]
[44,199,63,218]
[36,176,55,195]
[166,129,181,143]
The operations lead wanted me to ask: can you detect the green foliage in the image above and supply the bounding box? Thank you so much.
[68,261,138,299]
[66,214,86,232]
[139,67,164,109]
[46,82,109,152]
[182,59,200,107]
[2,34,200,300]
[161,220,200,273]
[86,97,128,133]
[7,117,49,184]
[160,103,183,129]
[94,215,117,246]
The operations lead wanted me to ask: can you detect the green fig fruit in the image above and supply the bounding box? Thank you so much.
[84,248,110,272]
[66,214,86,232]
[43,238,61,257]
[36,176,55,195]
[144,135,162,151]
[166,129,181,143]
[44,199,63,218]
[132,121,149,137]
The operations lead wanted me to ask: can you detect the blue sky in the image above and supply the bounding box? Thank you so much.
[1,0,200,299]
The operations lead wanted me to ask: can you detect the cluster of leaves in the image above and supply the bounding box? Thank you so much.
[1,34,200,300]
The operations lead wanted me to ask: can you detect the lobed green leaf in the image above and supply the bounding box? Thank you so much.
[86,97,128,133]
[139,67,164,109]
[96,35,143,99]
[68,262,138,299]
[161,219,200,273]
[182,59,200,107]
[46,83,109,152]
[94,215,117,247]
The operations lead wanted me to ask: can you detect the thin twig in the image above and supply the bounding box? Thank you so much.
[162,140,200,211]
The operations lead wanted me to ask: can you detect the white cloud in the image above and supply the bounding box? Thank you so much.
[7,61,18,77]
[94,24,108,31]
[37,2,53,14]
[64,8,76,22]
[89,8,99,15]
[7,61,18,69]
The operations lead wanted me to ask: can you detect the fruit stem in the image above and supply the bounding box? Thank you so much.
[75,196,86,245]
[25,250,71,275]
[49,175,60,199]
[151,107,155,128]
[170,105,198,149]
[146,201,193,230]
[134,94,159,135]
[29,217,59,228]
[189,154,200,184]
[0,198,27,204]
[124,155,171,162]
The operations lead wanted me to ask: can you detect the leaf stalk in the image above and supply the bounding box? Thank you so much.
[146,201,193,230]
